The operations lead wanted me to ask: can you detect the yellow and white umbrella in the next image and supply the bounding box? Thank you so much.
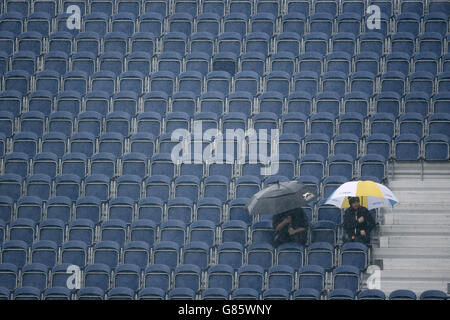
[325,180,399,210]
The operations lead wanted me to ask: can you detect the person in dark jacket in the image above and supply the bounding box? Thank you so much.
[343,196,376,244]
[272,207,309,247]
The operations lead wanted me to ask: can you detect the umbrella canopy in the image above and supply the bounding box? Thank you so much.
[325,180,399,210]
[246,181,317,215]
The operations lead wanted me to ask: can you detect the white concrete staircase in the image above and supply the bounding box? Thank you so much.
[372,162,450,296]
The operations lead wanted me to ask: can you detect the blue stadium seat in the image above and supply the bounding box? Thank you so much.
[38,219,65,246]
[144,264,171,291]
[68,219,95,245]
[389,289,417,300]
[45,196,71,223]
[306,242,334,271]
[137,287,166,300]
[340,242,369,271]
[424,134,449,161]
[77,287,105,300]
[31,240,58,268]
[217,242,244,270]
[293,71,319,95]
[240,52,266,76]
[84,263,111,290]
[174,264,201,292]
[276,242,304,269]
[43,287,72,300]
[207,264,234,291]
[129,220,155,248]
[182,241,210,269]
[153,241,180,270]
[366,134,392,161]
[358,289,386,300]
[0,263,18,290]
[404,92,430,117]
[328,288,355,300]
[394,134,421,161]
[4,152,29,178]
[359,154,386,181]
[114,264,141,291]
[247,242,274,270]
[304,133,330,158]
[267,265,295,291]
[20,263,49,291]
[137,12,162,36]
[333,265,360,293]
[50,263,72,289]
[298,264,325,292]
[93,241,121,269]
[101,219,127,247]
[13,286,41,300]
[107,287,135,300]
[237,265,265,292]
[293,288,321,300]
[61,240,88,267]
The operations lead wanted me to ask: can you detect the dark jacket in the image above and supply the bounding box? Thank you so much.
[272,207,309,246]
[343,206,376,241]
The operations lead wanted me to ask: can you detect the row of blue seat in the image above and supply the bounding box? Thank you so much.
[1,7,449,39]
[0,238,366,269]
[0,0,449,19]
[0,285,447,300]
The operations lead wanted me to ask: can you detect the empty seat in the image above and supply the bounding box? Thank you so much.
[84,263,111,292]
[237,265,264,292]
[333,265,360,294]
[217,242,244,270]
[21,263,49,291]
[0,174,23,201]
[0,263,18,290]
[68,219,95,245]
[298,265,325,292]
[247,242,274,270]
[144,264,171,291]
[31,240,58,268]
[93,241,121,269]
[389,289,417,300]
[114,264,141,292]
[394,134,421,161]
[182,241,210,269]
[101,219,127,247]
[4,152,29,178]
[328,288,355,300]
[123,243,151,270]
[293,288,321,300]
[61,240,88,267]
[359,154,386,182]
[358,289,386,300]
[306,242,334,271]
[424,134,449,161]
[130,220,156,247]
[153,241,180,270]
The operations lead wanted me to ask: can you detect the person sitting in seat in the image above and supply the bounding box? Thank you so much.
[272,207,309,247]
[343,196,376,244]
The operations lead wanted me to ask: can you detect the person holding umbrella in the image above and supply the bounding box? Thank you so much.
[245,180,317,247]
[272,207,309,247]
[343,196,376,244]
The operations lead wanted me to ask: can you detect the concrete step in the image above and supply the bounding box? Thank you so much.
[381,258,450,270]
[379,225,450,236]
[379,235,450,248]
[380,270,450,281]
[386,205,450,214]
[383,213,450,225]
[388,180,450,190]
[392,191,450,204]
[372,247,450,259]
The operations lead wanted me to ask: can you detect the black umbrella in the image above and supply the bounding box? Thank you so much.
[245,180,317,215]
